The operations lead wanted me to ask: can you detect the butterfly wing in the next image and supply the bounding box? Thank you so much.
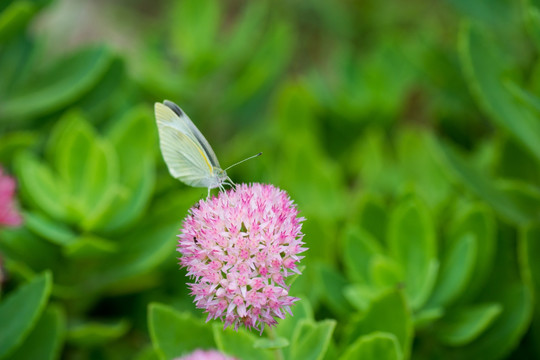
[162,100,221,168]
[155,102,216,188]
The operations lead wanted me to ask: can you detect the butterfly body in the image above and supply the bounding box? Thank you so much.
[154,100,230,192]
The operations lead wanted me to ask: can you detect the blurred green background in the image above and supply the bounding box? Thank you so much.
[1,0,540,359]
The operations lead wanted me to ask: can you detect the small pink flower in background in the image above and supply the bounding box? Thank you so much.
[0,166,22,227]
[178,183,306,333]
[174,349,238,360]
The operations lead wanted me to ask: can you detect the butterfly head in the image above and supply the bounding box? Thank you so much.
[210,167,229,189]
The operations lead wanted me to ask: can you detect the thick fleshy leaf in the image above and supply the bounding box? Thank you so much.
[414,308,444,329]
[0,271,52,358]
[387,197,438,309]
[496,180,540,223]
[426,233,477,308]
[369,255,404,291]
[343,226,383,285]
[76,189,201,293]
[98,106,157,232]
[9,306,65,360]
[434,141,533,225]
[346,290,412,357]
[275,297,314,341]
[171,0,220,63]
[317,263,355,318]
[253,337,289,350]
[0,1,35,42]
[213,324,273,360]
[396,130,452,212]
[0,131,37,165]
[447,203,496,301]
[46,111,119,230]
[435,304,502,346]
[0,227,61,271]
[288,319,336,360]
[458,21,540,162]
[494,134,540,184]
[355,193,387,243]
[225,21,295,107]
[522,224,540,357]
[14,151,68,221]
[447,224,533,359]
[340,332,403,360]
[62,235,117,259]
[0,46,112,120]
[0,35,34,97]
[343,284,385,313]
[148,303,214,360]
[23,211,77,246]
[67,319,130,347]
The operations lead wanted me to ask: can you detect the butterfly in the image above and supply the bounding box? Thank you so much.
[154,100,260,196]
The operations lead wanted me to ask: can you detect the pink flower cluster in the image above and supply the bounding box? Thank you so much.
[0,166,22,227]
[178,183,306,333]
[175,349,237,360]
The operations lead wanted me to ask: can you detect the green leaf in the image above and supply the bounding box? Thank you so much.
[0,228,61,271]
[435,304,502,346]
[46,111,119,230]
[0,34,34,98]
[67,318,129,347]
[426,233,477,308]
[0,1,35,43]
[225,20,295,107]
[0,131,37,165]
[458,21,540,162]
[346,290,412,357]
[253,337,289,350]
[448,204,496,302]
[148,303,215,360]
[213,324,273,360]
[396,130,452,212]
[525,0,540,49]
[275,297,314,341]
[413,308,444,329]
[355,193,387,243]
[78,190,200,293]
[343,226,383,285]
[171,0,220,62]
[0,46,113,120]
[434,140,533,224]
[9,305,65,360]
[23,211,77,246]
[317,264,355,317]
[100,106,156,232]
[344,284,384,313]
[14,151,68,221]
[496,180,540,223]
[0,271,52,359]
[387,197,438,309]
[522,224,540,357]
[288,319,336,360]
[222,1,268,65]
[339,332,403,360]
[63,235,118,259]
[494,134,540,184]
[369,255,404,290]
[448,224,533,359]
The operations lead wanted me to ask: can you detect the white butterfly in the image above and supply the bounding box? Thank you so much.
[154,100,260,195]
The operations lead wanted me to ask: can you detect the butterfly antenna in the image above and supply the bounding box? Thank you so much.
[224,152,262,171]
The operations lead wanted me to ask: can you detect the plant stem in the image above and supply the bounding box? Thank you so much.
[266,326,285,360]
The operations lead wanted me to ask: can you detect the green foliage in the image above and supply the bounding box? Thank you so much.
[1,0,539,359]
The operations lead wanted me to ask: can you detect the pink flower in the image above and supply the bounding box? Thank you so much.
[178,183,306,333]
[0,166,22,227]
[174,349,237,360]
